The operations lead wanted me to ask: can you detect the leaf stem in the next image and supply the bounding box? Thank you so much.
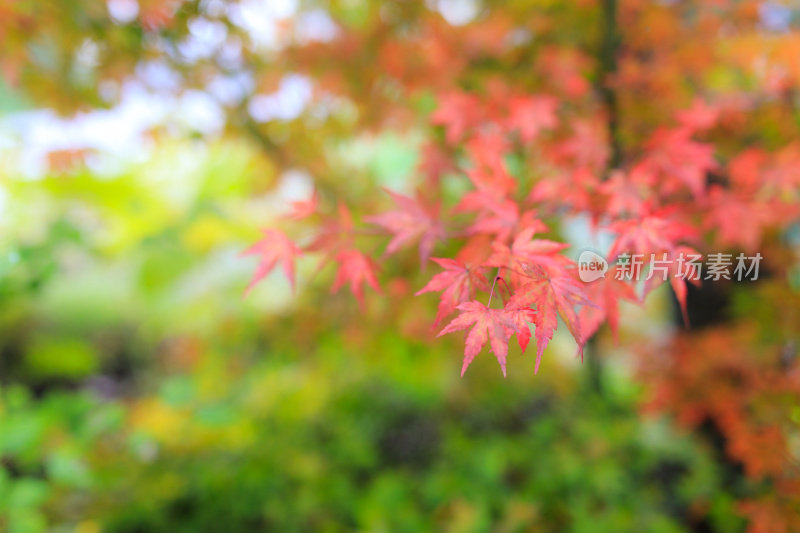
[497,276,512,297]
[487,269,501,308]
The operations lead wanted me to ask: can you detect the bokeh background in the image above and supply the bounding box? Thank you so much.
[2,1,800,532]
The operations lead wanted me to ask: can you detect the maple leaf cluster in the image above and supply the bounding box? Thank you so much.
[244,74,800,374]
[241,81,800,374]
[639,327,800,533]
[243,86,799,377]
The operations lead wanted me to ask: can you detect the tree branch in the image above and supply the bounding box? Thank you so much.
[599,0,622,174]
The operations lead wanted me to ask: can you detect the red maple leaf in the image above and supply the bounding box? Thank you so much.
[331,250,381,305]
[728,148,768,194]
[508,268,593,373]
[438,300,519,377]
[461,196,545,242]
[504,304,536,354]
[467,129,511,171]
[431,91,482,145]
[418,144,456,186]
[764,143,800,196]
[675,98,719,132]
[530,167,601,216]
[463,132,517,196]
[505,95,558,143]
[608,213,699,326]
[638,127,716,198]
[579,265,639,342]
[366,189,445,264]
[551,119,609,171]
[307,202,355,257]
[286,189,318,220]
[487,227,570,289]
[599,170,649,218]
[242,229,302,295]
[416,258,489,325]
[608,211,697,260]
[640,246,702,327]
[704,186,771,252]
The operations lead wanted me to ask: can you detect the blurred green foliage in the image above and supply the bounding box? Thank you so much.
[2,340,745,533]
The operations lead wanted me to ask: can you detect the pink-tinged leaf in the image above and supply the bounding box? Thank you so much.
[551,119,609,171]
[306,202,355,257]
[509,269,594,373]
[365,189,446,264]
[579,265,639,342]
[286,189,318,220]
[608,212,697,260]
[416,258,489,325]
[460,196,515,231]
[671,248,703,329]
[704,186,771,252]
[461,196,546,242]
[529,167,600,216]
[599,170,649,218]
[675,98,719,132]
[640,127,716,198]
[467,131,512,177]
[418,144,456,186]
[242,229,302,295]
[504,303,536,354]
[438,301,518,377]
[532,295,559,374]
[640,246,702,328]
[331,250,381,306]
[670,274,690,328]
[487,227,570,289]
[728,148,767,194]
[431,92,481,145]
[764,144,800,196]
[505,95,558,143]
[459,132,517,198]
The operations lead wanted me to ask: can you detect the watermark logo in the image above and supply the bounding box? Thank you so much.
[578,250,609,282]
[576,250,763,283]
